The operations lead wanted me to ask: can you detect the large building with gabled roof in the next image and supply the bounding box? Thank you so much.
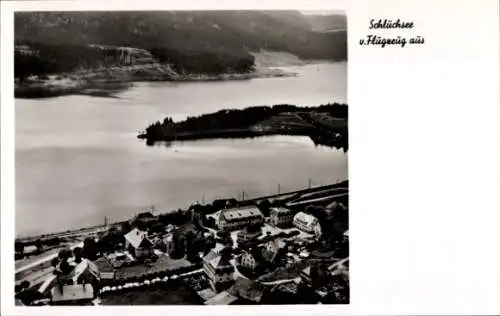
[217,206,264,231]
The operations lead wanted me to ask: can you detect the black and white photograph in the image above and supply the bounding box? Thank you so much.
[13,10,348,306]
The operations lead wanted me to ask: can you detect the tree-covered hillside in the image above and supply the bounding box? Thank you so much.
[15,11,347,78]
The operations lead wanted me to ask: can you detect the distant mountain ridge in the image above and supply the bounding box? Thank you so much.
[304,14,347,32]
[15,11,347,78]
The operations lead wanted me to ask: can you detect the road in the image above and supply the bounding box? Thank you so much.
[17,226,108,245]
[260,276,301,286]
[286,192,348,207]
[241,182,348,204]
[15,241,84,287]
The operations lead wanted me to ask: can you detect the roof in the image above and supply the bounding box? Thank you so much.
[293,212,319,228]
[301,266,313,277]
[124,228,153,249]
[163,233,174,242]
[262,238,287,263]
[238,226,262,237]
[228,277,265,303]
[172,223,199,240]
[301,264,328,282]
[198,288,217,301]
[93,257,114,273]
[271,280,299,294]
[203,251,233,270]
[270,207,292,214]
[203,250,219,263]
[242,248,265,265]
[204,291,239,305]
[39,274,58,294]
[267,238,286,250]
[60,259,100,284]
[219,206,263,222]
[326,201,346,210]
[134,211,156,221]
[51,284,94,302]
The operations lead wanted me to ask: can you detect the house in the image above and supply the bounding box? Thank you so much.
[93,257,115,280]
[163,233,176,256]
[173,223,203,254]
[217,206,264,231]
[262,238,287,264]
[300,266,314,284]
[66,259,100,286]
[240,248,265,271]
[227,277,265,304]
[293,212,319,233]
[264,280,300,304]
[131,211,157,228]
[326,201,347,211]
[266,278,320,304]
[191,203,205,226]
[204,291,240,305]
[300,264,329,287]
[237,225,262,244]
[271,280,299,295]
[50,259,100,305]
[203,249,235,292]
[124,228,154,258]
[51,284,95,305]
[269,207,294,227]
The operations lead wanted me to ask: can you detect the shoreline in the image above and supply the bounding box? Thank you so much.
[139,104,348,149]
[138,128,348,150]
[14,64,298,99]
[15,181,347,243]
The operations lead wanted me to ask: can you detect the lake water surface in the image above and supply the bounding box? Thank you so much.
[15,62,348,237]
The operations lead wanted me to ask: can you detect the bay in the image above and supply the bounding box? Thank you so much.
[15,62,347,237]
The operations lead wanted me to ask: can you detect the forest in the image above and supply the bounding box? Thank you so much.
[141,103,348,150]
[14,11,347,79]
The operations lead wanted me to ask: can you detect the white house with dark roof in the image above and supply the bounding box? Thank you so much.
[217,206,264,231]
[124,228,154,259]
[293,212,320,233]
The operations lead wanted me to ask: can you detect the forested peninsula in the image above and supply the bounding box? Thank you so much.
[139,103,348,150]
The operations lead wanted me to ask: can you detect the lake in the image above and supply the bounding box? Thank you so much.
[15,62,348,237]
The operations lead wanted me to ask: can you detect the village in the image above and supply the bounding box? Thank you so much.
[14,182,349,306]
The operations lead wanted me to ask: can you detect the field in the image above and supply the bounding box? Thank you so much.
[114,255,195,280]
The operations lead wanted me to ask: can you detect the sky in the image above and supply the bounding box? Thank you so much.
[300,10,346,16]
